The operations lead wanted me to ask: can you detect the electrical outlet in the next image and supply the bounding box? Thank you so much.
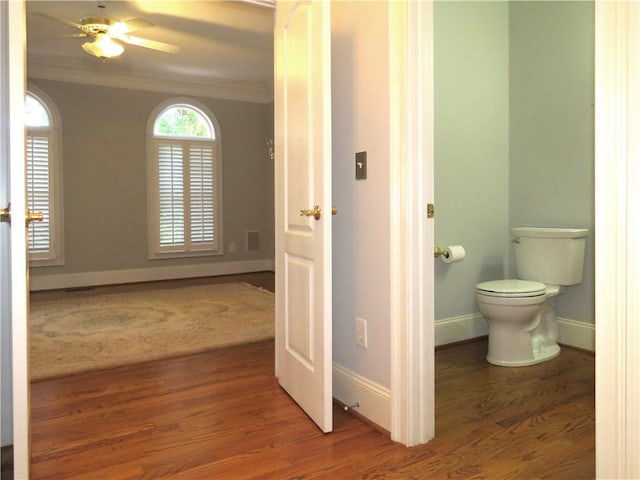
[355,318,368,348]
[228,242,236,253]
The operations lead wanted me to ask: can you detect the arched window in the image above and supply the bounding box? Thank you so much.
[25,87,64,265]
[147,100,223,257]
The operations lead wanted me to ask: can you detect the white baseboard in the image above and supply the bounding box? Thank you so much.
[435,313,487,347]
[435,313,595,353]
[30,259,276,291]
[332,363,391,432]
[558,317,595,352]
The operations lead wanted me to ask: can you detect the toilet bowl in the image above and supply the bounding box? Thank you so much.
[475,226,588,367]
[475,280,562,366]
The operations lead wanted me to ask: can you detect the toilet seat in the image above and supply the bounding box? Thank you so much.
[476,279,546,298]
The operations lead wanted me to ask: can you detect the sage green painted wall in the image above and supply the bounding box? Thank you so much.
[434,1,511,320]
[28,79,274,278]
[509,1,595,324]
[435,1,595,326]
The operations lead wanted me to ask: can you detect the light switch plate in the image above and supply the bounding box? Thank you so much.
[355,151,367,180]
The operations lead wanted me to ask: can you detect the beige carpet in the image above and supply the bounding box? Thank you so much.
[30,282,274,381]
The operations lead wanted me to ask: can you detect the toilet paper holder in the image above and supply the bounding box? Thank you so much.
[434,246,449,259]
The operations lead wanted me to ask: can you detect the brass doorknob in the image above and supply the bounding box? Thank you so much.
[26,210,44,225]
[299,205,322,220]
[0,204,43,225]
[0,203,10,223]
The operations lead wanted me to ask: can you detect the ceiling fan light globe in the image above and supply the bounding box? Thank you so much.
[81,41,100,58]
[82,34,124,59]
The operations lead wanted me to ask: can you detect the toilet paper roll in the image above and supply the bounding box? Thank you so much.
[441,245,465,264]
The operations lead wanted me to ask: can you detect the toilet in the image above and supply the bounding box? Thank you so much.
[475,227,588,367]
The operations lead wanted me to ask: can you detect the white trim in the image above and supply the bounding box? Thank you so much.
[240,0,275,9]
[29,259,275,291]
[0,2,9,448]
[435,314,487,347]
[595,2,640,478]
[28,54,273,104]
[333,363,391,432]
[388,0,410,446]
[389,0,434,447]
[557,317,595,353]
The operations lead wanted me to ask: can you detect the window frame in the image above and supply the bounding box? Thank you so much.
[26,85,64,267]
[146,98,223,259]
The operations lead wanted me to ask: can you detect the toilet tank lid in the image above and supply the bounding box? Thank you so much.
[511,227,588,238]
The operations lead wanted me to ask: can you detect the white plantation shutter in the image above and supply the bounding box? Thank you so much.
[26,135,51,253]
[189,144,215,245]
[154,140,218,252]
[157,143,185,247]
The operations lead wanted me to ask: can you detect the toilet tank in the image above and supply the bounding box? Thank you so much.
[511,227,588,286]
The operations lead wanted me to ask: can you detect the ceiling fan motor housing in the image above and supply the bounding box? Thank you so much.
[80,16,113,36]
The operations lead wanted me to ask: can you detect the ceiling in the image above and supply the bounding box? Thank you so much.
[26,1,275,103]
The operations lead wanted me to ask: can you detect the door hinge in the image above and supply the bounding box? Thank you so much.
[427,203,435,219]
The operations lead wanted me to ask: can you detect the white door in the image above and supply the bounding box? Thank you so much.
[274,0,333,433]
[0,0,30,478]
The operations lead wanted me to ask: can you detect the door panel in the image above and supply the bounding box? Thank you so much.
[285,257,313,366]
[274,0,332,433]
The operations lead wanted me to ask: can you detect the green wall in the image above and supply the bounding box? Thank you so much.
[434,1,511,320]
[435,1,595,325]
[509,1,595,323]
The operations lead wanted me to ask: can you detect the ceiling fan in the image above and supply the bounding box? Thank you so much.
[39,5,179,61]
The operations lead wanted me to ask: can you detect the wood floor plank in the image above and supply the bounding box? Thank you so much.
[30,336,594,479]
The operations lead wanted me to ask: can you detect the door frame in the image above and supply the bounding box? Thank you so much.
[594,1,640,477]
[389,0,435,446]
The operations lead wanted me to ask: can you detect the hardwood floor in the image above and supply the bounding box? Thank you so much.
[29,338,594,479]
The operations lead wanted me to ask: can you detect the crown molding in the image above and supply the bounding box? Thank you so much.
[241,0,276,8]
[27,54,274,104]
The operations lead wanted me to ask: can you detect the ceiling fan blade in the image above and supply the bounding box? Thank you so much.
[116,35,179,54]
[121,17,153,33]
[46,33,88,40]
[32,12,84,31]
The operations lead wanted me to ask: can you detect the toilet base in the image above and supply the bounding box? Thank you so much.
[487,343,560,367]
